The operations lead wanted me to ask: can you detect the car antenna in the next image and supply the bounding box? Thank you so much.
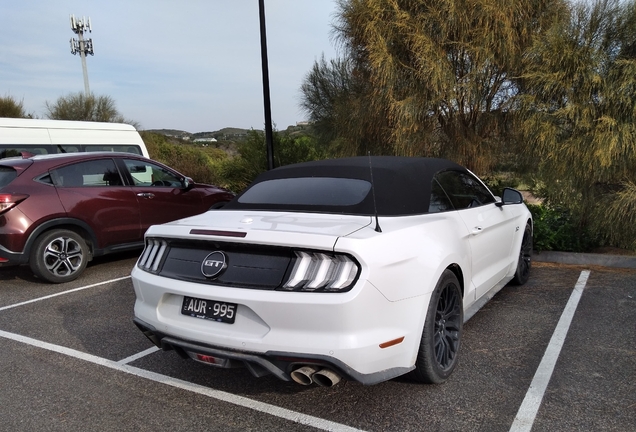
[368,152,382,233]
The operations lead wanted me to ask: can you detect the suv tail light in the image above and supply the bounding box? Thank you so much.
[0,194,29,215]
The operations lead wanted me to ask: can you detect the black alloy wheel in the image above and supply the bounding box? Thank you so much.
[30,229,89,283]
[511,222,532,285]
[410,269,463,384]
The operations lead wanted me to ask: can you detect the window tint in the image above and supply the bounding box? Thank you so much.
[35,173,54,185]
[0,144,143,159]
[0,147,27,158]
[123,159,181,187]
[238,177,372,206]
[435,170,495,209]
[0,166,17,188]
[0,145,57,157]
[429,178,454,213]
[84,145,142,155]
[53,159,123,187]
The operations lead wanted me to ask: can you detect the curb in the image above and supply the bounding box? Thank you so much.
[533,251,636,269]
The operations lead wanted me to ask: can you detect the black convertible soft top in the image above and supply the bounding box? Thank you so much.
[224,156,469,216]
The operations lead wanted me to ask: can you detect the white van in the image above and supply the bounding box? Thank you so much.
[0,118,149,159]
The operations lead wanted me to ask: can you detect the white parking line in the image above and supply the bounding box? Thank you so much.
[0,276,131,312]
[116,346,160,365]
[0,329,365,432]
[509,270,591,432]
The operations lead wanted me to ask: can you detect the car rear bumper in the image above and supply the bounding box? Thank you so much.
[133,317,414,385]
[0,243,27,266]
[131,267,432,384]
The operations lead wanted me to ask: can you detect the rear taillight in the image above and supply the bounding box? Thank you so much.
[138,238,168,273]
[280,251,360,292]
[0,194,29,215]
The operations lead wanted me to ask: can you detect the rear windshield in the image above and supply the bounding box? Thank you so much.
[0,166,17,188]
[238,177,372,206]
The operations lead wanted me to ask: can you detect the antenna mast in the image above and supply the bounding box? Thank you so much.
[69,14,94,97]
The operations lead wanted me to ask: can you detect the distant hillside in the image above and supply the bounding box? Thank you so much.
[145,127,258,142]
[192,128,254,141]
[144,129,192,139]
[145,124,313,142]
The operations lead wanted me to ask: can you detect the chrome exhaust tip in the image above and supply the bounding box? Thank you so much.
[312,368,342,387]
[290,365,319,385]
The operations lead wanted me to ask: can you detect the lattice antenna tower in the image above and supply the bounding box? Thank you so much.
[69,14,94,97]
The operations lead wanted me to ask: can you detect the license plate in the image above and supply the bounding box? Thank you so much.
[181,296,237,324]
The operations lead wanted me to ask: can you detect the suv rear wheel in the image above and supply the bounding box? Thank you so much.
[29,229,88,283]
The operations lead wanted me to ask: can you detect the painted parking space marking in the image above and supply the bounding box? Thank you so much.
[509,270,591,432]
[0,268,597,431]
[0,275,131,312]
[116,346,160,365]
[0,328,365,432]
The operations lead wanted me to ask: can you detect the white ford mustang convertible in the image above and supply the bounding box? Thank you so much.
[131,156,532,386]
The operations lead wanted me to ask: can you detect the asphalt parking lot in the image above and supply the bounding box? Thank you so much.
[0,254,634,432]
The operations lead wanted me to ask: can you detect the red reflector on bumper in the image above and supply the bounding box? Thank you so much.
[196,354,224,365]
[379,337,405,349]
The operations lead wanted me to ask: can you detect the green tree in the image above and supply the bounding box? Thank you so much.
[302,0,566,173]
[300,55,392,156]
[522,0,636,249]
[45,92,137,126]
[215,130,327,193]
[0,95,30,118]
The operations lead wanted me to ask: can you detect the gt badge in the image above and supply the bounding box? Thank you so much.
[201,251,227,279]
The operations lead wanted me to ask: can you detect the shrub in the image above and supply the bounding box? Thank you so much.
[527,204,597,252]
[213,130,327,193]
[0,95,30,118]
[141,132,227,185]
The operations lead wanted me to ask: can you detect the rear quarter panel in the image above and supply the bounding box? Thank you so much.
[335,212,472,303]
[0,181,67,253]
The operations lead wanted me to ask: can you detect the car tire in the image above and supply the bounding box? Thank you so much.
[29,229,89,283]
[410,269,463,384]
[511,222,532,286]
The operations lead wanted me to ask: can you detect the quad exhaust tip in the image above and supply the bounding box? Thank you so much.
[290,365,342,387]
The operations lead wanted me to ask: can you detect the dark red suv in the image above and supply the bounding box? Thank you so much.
[0,152,234,283]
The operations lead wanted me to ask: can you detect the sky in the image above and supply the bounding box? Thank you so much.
[0,1,340,133]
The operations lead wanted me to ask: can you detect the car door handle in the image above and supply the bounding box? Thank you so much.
[137,192,155,199]
[471,226,483,235]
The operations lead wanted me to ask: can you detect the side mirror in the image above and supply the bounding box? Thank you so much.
[181,176,194,190]
[496,188,524,206]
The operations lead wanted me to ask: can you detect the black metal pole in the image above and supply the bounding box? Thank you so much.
[259,0,275,170]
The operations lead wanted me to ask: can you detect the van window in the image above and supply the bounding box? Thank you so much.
[0,146,49,158]
[0,144,143,159]
[81,145,142,155]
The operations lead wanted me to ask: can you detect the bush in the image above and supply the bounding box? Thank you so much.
[141,132,227,185]
[0,95,30,118]
[527,204,597,252]
[213,130,327,193]
[480,173,521,197]
[140,130,326,195]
